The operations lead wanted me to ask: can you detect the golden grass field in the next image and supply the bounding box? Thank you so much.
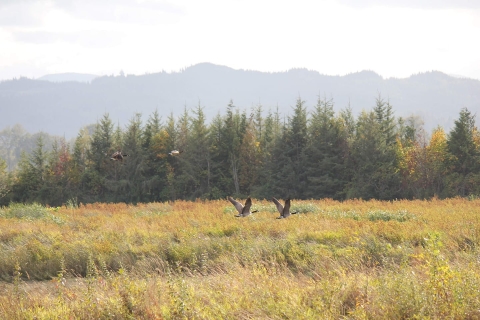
[1,198,480,319]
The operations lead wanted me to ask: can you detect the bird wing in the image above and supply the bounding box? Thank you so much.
[110,151,121,160]
[228,197,244,214]
[242,197,252,215]
[272,197,284,215]
[283,199,291,216]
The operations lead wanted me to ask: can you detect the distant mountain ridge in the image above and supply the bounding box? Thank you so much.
[38,72,98,83]
[1,63,479,138]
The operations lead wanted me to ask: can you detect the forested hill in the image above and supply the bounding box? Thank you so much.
[37,72,98,83]
[1,63,479,138]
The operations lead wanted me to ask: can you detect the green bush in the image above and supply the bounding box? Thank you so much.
[366,209,416,222]
[0,203,64,224]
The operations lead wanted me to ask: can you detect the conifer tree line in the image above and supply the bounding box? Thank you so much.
[0,95,479,206]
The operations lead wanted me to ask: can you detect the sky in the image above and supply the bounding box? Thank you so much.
[1,0,480,81]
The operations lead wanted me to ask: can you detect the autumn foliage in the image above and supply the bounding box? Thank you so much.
[1,198,480,318]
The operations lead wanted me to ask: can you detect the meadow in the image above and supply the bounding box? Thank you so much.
[1,198,480,319]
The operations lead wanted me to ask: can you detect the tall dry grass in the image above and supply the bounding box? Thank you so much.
[1,198,480,319]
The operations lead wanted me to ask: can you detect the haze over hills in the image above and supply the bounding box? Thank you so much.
[37,73,98,83]
[1,62,479,139]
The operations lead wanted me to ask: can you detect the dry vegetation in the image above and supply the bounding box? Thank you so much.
[1,198,480,319]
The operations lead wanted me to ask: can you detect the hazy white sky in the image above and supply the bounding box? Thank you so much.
[1,0,479,80]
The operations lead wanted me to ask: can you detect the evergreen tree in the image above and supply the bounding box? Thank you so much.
[119,113,145,203]
[373,95,396,146]
[338,105,356,195]
[305,97,348,199]
[177,107,190,152]
[89,114,114,171]
[85,113,114,201]
[267,125,291,198]
[374,96,400,198]
[143,109,162,151]
[207,114,227,199]
[71,127,90,202]
[112,122,123,152]
[253,104,264,143]
[446,108,480,196]
[12,136,48,203]
[270,98,308,199]
[339,105,355,141]
[7,96,479,204]
[171,107,192,199]
[0,157,11,205]
[142,110,164,202]
[163,113,179,200]
[251,108,278,198]
[218,101,246,196]
[347,110,400,200]
[150,116,175,201]
[238,117,261,195]
[172,105,211,199]
[11,152,35,203]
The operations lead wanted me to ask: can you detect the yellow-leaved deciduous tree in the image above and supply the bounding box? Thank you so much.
[426,127,449,197]
[395,134,435,199]
[152,129,171,160]
[473,127,480,150]
[395,126,450,199]
[395,136,419,196]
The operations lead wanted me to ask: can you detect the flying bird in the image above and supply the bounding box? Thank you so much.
[110,151,128,161]
[272,197,298,219]
[228,197,258,217]
[169,150,183,156]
